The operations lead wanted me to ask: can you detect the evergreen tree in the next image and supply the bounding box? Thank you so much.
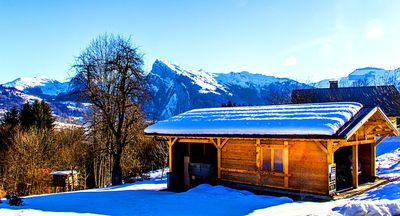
[19,100,54,130]
[32,100,54,130]
[2,106,20,128]
[19,102,34,130]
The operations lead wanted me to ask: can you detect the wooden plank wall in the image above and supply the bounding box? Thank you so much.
[288,141,327,194]
[358,144,372,176]
[220,138,328,195]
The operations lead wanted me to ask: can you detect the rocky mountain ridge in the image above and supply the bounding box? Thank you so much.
[1,60,399,122]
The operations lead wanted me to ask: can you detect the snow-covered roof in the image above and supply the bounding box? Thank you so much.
[50,170,78,175]
[144,102,363,137]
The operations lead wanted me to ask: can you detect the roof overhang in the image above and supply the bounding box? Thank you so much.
[145,133,345,140]
[337,107,399,140]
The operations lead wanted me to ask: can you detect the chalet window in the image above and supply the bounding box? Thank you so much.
[262,147,284,172]
[262,149,271,170]
[274,149,283,172]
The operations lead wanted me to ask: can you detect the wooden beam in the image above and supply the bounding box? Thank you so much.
[260,144,288,149]
[339,139,375,147]
[178,138,210,144]
[345,107,378,140]
[367,120,386,125]
[221,138,229,148]
[220,167,291,178]
[332,146,339,153]
[221,167,257,175]
[283,141,289,188]
[167,137,178,146]
[158,135,343,142]
[209,138,217,148]
[374,134,389,147]
[365,125,377,136]
[315,141,328,154]
[352,133,359,188]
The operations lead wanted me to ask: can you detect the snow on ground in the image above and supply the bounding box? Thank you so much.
[0,169,291,216]
[1,138,399,216]
[145,102,363,136]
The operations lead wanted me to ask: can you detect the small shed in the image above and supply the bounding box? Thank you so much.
[50,170,79,192]
[144,102,398,198]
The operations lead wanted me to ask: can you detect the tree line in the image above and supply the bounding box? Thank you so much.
[221,101,253,107]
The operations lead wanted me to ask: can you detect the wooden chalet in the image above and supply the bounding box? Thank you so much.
[291,82,400,126]
[144,102,398,198]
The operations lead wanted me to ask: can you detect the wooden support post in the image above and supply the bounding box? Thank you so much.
[283,141,289,188]
[255,139,261,185]
[371,143,376,176]
[217,138,222,180]
[327,141,333,165]
[352,134,359,188]
[168,145,173,172]
[216,138,229,180]
[167,137,178,173]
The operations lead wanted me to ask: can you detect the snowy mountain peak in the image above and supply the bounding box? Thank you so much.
[152,59,227,95]
[350,67,385,76]
[214,71,289,88]
[4,76,52,90]
[2,76,70,96]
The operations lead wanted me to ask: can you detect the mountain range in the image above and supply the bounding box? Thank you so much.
[1,60,399,123]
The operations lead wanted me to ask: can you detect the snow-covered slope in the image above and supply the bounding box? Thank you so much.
[157,59,228,95]
[146,59,231,120]
[215,71,290,88]
[3,76,70,96]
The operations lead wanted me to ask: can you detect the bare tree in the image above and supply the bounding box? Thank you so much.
[73,34,147,185]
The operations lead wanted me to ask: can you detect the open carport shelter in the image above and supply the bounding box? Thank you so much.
[144,102,398,198]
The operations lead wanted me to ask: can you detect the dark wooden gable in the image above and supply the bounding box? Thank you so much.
[291,85,400,117]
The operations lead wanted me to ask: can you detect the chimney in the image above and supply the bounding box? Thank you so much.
[329,80,338,89]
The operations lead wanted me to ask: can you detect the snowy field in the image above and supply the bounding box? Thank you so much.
[1,139,400,216]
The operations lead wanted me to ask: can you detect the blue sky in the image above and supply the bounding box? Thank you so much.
[0,0,399,83]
